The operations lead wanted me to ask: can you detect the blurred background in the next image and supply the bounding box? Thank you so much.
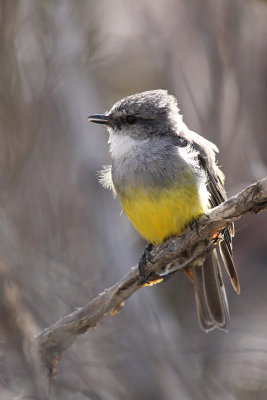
[0,0,267,399]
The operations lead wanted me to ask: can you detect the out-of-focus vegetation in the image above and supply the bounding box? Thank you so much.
[0,1,267,399]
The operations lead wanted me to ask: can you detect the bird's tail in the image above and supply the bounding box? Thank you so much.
[191,249,230,332]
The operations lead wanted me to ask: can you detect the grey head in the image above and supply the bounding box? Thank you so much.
[88,90,183,140]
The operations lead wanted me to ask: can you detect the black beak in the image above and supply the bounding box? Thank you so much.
[88,114,110,125]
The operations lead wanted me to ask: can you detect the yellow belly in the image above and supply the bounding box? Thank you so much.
[120,183,209,245]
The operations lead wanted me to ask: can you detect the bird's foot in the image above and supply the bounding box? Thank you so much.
[138,243,154,282]
[189,218,200,237]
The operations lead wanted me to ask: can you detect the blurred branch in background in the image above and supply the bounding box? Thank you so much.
[0,262,54,400]
[0,0,267,399]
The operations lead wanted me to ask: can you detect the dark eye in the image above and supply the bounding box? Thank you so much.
[126,115,137,125]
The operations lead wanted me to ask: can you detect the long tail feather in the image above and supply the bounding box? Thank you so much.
[192,250,230,332]
[192,266,215,332]
[220,240,240,294]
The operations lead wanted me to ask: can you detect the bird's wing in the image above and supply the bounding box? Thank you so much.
[174,126,240,331]
[181,126,240,294]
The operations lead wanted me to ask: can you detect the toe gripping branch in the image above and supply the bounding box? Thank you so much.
[138,243,154,282]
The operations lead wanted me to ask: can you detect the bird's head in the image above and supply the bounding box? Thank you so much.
[88,89,182,141]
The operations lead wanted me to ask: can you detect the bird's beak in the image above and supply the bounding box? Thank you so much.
[88,114,110,125]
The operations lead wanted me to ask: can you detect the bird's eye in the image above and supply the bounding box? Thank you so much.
[126,115,137,125]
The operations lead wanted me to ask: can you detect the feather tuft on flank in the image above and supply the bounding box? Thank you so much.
[97,166,116,197]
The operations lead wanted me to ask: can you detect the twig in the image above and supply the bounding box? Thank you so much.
[37,177,267,373]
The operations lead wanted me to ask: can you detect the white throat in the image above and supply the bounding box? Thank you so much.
[108,131,149,159]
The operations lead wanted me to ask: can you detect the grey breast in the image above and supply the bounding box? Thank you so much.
[111,137,204,195]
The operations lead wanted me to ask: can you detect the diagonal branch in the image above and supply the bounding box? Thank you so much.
[37,177,267,372]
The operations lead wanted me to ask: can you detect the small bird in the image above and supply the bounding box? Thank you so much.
[88,89,240,332]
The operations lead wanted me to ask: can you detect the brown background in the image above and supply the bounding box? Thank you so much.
[0,1,267,399]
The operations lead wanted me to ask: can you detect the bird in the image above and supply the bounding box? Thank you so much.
[88,89,240,332]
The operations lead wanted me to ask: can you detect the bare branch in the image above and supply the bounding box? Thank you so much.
[37,177,267,372]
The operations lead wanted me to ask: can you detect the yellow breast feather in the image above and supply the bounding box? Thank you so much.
[120,179,210,245]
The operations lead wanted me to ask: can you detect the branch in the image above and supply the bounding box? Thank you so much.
[37,177,267,372]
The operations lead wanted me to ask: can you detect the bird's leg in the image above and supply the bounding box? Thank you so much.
[189,218,200,237]
[138,243,154,282]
